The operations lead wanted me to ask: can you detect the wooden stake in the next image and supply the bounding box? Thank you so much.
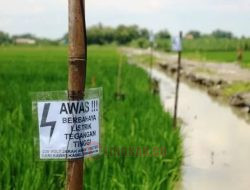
[116,54,123,96]
[173,31,182,128]
[115,53,125,100]
[66,0,87,189]
[149,31,154,91]
[149,45,153,84]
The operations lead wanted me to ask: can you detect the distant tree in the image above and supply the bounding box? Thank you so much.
[87,23,115,45]
[0,31,11,44]
[155,29,171,39]
[186,30,201,38]
[12,33,36,40]
[139,28,150,39]
[115,25,141,44]
[61,24,164,46]
[211,29,233,39]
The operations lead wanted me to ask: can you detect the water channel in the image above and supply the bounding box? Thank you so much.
[149,67,250,190]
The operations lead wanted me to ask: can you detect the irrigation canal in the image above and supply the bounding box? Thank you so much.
[149,67,250,190]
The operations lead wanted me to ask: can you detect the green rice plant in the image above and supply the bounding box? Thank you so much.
[0,45,182,190]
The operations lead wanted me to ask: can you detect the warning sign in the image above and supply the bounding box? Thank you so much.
[149,31,155,43]
[171,36,182,52]
[37,98,100,160]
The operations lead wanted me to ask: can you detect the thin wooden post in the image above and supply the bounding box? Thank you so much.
[116,54,123,96]
[114,53,125,100]
[149,31,154,91]
[149,44,153,82]
[173,31,182,128]
[66,0,87,189]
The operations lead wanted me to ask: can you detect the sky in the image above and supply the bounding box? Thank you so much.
[0,0,250,39]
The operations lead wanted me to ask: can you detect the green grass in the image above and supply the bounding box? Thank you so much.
[131,54,157,66]
[183,51,250,67]
[222,82,250,97]
[182,38,250,51]
[155,38,250,52]
[0,45,182,189]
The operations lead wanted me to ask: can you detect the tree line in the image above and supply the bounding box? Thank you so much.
[1,24,250,51]
[0,32,59,45]
[62,23,170,48]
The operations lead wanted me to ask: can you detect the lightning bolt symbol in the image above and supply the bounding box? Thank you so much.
[40,103,57,142]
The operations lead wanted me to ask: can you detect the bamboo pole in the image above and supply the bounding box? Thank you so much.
[173,31,182,128]
[66,0,87,189]
[149,31,154,91]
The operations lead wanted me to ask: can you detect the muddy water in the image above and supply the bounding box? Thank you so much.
[149,68,250,190]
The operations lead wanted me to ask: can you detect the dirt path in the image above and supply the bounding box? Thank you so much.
[123,47,250,122]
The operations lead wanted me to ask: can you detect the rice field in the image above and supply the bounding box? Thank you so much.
[0,45,182,190]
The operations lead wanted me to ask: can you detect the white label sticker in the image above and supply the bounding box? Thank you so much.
[171,36,182,52]
[37,99,100,160]
[149,32,155,43]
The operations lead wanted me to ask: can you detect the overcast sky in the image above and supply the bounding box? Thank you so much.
[0,0,249,39]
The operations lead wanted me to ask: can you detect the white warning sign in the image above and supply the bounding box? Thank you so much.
[37,99,100,160]
[171,36,182,52]
[149,31,155,43]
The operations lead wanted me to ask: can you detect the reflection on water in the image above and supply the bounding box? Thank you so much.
[150,68,250,190]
